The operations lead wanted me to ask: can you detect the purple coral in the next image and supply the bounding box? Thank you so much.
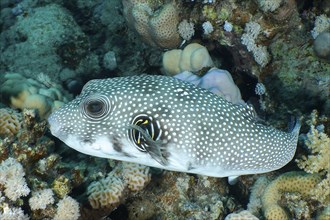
[174,68,245,105]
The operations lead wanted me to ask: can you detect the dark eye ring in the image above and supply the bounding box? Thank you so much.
[82,94,111,120]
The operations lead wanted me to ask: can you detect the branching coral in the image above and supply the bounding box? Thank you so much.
[241,21,270,67]
[53,196,80,220]
[29,189,55,210]
[296,112,330,203]
[0,157,30,201]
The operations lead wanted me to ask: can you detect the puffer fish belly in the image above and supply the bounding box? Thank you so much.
[48,75,300,178]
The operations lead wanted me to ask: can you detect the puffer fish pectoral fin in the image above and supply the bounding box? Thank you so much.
[228,176,239,185]
[128,124,169,166]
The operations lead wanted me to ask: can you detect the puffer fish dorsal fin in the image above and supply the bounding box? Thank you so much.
[128,124,169,166]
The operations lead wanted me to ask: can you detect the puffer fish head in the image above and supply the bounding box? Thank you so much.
[48,75,301,178]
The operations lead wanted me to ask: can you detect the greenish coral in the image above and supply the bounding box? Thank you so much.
[52,176,72,199]
[266,34,330,114]
[202,5,230,23]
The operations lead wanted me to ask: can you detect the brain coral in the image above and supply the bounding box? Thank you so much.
[122,162,151,191]
[123,1,181,49]
[0,108,22,138]
[87,174,126,209]
[87,161,151,209]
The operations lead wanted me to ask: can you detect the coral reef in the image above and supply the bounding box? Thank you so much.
[311,14,330,39]
[241,21,270,68]
[88,174,125,209]
[0,3,90,82]
[265,30,330,115]
[0,0,329,219]
[0,108,101,219]
[125,172,232,219]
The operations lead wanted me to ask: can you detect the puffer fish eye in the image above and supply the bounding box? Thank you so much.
[87,100,103,113]
[129,114,162,152]
[81,94,111,120]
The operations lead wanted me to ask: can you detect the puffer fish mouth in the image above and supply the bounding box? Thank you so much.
[48,113,68,142]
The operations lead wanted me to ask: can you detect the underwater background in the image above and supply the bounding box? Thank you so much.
[0,0,329,219]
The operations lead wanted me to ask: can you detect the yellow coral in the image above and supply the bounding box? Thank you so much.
[261,171,322,220]
[0,73,68,119]
[163,43,214,75]
[0,108,22,138]
[123,1,180,49]
[52,175,72,198]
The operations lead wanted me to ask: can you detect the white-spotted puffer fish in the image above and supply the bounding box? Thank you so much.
[48,74,300,179]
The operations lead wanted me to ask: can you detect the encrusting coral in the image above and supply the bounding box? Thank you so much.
[123,0,181,49]
[261,171,322,220]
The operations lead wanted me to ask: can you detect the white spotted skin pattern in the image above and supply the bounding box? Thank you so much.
[48,75,300,177]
